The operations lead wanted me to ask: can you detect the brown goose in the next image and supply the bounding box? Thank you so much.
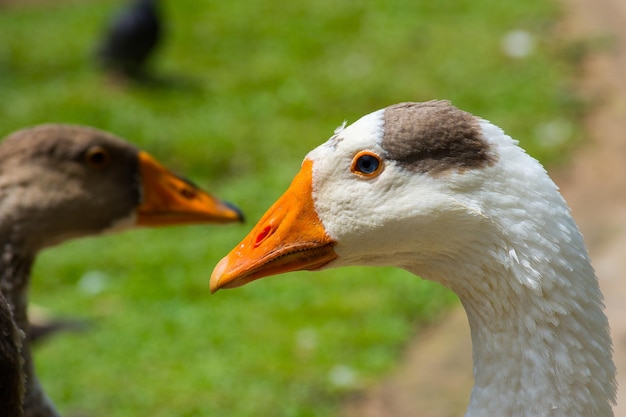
[0,124,243,417]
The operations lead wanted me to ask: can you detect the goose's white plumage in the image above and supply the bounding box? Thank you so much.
[211,101,616,417]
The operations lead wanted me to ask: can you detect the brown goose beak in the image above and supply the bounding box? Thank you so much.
[136,151,244,226]
[210,159,337,293]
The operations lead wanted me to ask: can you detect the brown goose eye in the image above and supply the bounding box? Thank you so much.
[85,146,111,168]
[351,150,383,177]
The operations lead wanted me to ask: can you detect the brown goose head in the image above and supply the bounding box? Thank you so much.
[0,124,243,252]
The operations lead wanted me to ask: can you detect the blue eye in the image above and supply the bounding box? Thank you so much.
[351,151,383,177]
[356,155,379,173]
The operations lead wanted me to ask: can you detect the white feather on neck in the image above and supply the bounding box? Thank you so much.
[453,121,615,416]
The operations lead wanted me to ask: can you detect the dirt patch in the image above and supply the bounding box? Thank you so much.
[342,0,626,415]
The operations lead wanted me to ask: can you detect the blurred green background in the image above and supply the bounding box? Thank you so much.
[0,0,583,416]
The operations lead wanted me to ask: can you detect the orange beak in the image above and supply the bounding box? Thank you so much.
[210,159,337,293]
[136,151,243,226]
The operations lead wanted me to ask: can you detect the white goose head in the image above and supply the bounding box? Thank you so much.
[211,101,616,417]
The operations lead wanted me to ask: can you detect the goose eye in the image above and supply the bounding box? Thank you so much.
[351,151,383,177]
[85,146,111,168]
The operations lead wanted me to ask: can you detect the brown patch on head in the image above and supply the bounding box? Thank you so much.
[382,101,496,175]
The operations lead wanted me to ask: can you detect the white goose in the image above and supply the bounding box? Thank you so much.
[210,101,617,417]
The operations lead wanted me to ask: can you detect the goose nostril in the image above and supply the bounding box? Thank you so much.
[254,225,272,247]
[180,187,197,199]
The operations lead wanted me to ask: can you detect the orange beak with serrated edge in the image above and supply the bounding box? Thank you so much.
[210,159,337,293]
[136,151,244,226]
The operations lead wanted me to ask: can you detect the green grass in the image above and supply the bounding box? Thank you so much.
[0,0,581,416]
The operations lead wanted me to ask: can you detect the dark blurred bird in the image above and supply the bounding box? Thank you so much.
[97,0,162,80]
[0,124,243,417]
